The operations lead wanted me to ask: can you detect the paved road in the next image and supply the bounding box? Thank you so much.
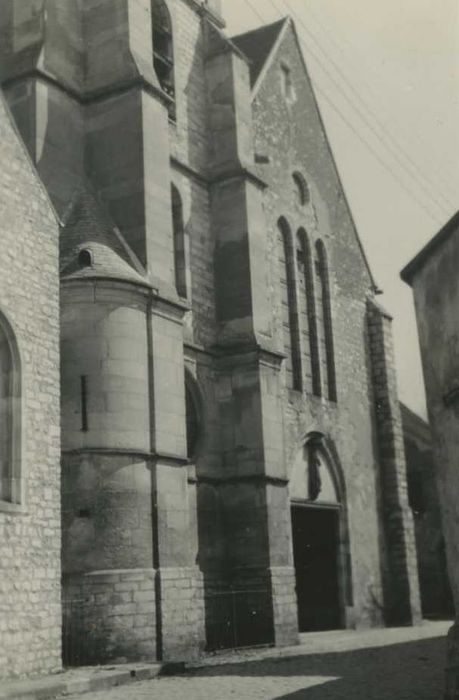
[68,624,449,700]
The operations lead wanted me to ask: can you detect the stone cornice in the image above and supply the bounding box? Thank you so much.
[61,276,189,315]
[212,338,285,370]
[188,474,288,487]
[62,447,189,466]
[170,156,208,186]
[2,68,172,109]
[61,275,152,294]
[210,166,268,190]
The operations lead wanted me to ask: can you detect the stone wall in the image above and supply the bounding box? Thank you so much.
[250,22,389,628]
[168,0,215,349]
[0,94,61,678]
[0,0,424,674]
[402,212,459,698]
[401,403,453,618]
[367,301,421,625]
[169,0,210,173]
[62,569,156,666]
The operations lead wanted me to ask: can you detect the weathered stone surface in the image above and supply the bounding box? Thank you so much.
[367,301,421,625]
[0,0,422,675]
[402,211,459,698]
[0,93,61,679]
[63,569,157,665]
[248,19,420,630]
[401,403,453,619]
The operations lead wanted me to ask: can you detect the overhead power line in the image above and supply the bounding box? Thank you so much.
[229,0,452,224]
[303,1,458,203]
[268,0,454,217]
[280,0,457,210]
[312,82,444,225]
[244,0,266,24]
[244,0,453,222]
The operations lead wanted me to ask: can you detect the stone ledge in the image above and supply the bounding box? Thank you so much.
[0,664,162,700]
[184,620,451,670]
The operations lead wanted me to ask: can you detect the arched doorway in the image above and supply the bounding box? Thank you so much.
[289,434,351,632]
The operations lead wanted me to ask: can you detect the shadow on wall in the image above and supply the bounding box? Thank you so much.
[184,29,217,346]
[185,636,447,700]
[182,21,276,654]
[361,321,391,626]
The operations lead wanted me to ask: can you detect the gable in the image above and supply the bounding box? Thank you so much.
[250,20,376,296]
[231,18,286,88]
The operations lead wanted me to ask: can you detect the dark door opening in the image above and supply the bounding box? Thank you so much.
[291,504,342,632]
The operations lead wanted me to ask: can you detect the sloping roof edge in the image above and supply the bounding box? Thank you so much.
[243,17,379,293]
[0,89,61,227]
[401,209,459,286]
[400,401,431,443]
[250,17,290,96]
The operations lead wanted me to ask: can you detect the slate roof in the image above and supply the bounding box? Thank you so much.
[231,18,287,87]
[60,188,148,286]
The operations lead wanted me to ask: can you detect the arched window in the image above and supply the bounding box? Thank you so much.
[289,438,340,505]
[281,63,295,103]
[0,313,21,504]
[293,172,310,207]
[314,240,337,401]
[171,185,190,299]
[152,0,175,99]
[296,229,321,396]
[278,218,302,391]
[185,377,201,460]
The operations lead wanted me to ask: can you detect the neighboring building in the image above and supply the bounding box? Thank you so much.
[401,210,459,699]
[401,403,453,619]
[0,0,421,675]
[0,93,61,678]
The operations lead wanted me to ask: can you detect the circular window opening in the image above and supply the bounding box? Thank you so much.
[78,249,93,268]
[293,172,310,206]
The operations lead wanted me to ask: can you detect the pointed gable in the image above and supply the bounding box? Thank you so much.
[246,17,377,293]
[231,18,287,87]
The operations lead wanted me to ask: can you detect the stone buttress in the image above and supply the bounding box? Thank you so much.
[367,299,421,626]
[200,22,299,648]
[0,0,206,664]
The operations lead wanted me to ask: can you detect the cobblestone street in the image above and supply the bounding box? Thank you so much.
[67,622,449,700]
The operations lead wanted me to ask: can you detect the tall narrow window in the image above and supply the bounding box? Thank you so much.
[152,0,175,99]
[171,185,189,299]
[297,229,321,396]
[0,313,21,504]
[278,218,302,391]
[315,240,337,401]
[281,63,294,102]
[293,172,310,207]
[80,375,88,432]
[185,381,200,460]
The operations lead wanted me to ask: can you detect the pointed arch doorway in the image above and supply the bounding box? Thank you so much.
[289,434,352,632]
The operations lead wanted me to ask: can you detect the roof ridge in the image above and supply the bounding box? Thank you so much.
[230,16,288,43]
[231,17,289,88]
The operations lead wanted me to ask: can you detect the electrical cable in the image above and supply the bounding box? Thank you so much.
[266,0,454,216]
[303,0,458,202]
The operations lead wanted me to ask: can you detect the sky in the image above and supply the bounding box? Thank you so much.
[220,0,459,418]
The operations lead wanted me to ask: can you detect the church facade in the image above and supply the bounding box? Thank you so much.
[0,0,420,677]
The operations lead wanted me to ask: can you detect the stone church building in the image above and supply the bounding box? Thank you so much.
[0,0,421,678]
